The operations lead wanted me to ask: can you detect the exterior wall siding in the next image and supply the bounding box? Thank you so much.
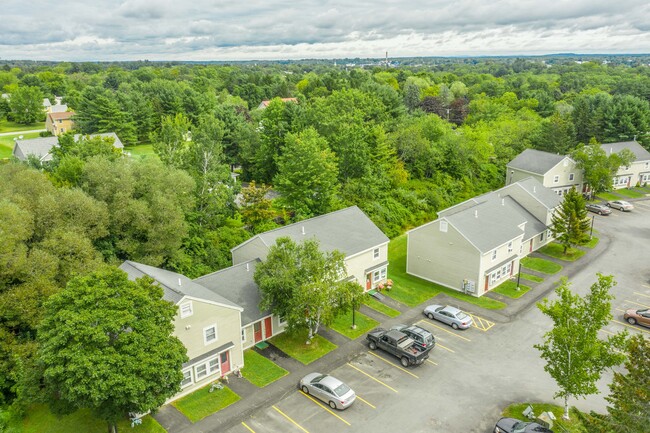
[543,160,584,193]
[506,170,544,187]
[344,243,389,290]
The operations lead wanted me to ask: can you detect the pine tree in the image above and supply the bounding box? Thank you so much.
[551,187,591,254]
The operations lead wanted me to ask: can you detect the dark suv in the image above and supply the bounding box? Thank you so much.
[389,324,435,351]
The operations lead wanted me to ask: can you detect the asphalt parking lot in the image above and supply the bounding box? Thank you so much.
[212,198,650,433]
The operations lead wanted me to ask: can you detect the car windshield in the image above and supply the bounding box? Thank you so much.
[333,383,350,396]
[312,374,327,383]
[512,421,528,433]
[456,312,469,320]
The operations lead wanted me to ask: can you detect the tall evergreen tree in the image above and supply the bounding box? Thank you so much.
[551,187,591,254]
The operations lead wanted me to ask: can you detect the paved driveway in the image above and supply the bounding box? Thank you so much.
[200,199,650,433]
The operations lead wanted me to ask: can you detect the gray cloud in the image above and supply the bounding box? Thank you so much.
[0,0,648,60]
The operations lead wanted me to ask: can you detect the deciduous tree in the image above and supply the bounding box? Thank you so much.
[572,143,635,195]
[9,86,44,124]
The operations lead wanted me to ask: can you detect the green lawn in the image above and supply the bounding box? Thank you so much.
[583,236,599,249]
[270,330,337,365]
[172,384,240,423]
[596,191,619,201]
[387,234,506,310]
[241,349,288,387]
[519,272,544,283]
[502,403,587,433]
[633,185,650,194]
[362,295,401,317]
[538,242,586,262]
[614,188,645,199]
[0,120,45,133]
[0,131,42,159]
[493,280,531,299]
[329,310,379,339]
[521,257,563,274]
[125,143,157,158]
[14,404,164,433]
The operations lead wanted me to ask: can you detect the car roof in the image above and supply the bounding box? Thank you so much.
[442,305,461,314]
[405,325,431,336]
[319,375,343,389]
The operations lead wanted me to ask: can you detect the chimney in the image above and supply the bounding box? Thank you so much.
[301,226,305,235]
[178,278,182,287]
[474,210,478,218]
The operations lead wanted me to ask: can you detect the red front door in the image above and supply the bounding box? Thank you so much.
[529,240,533,252]
[366,274,372,290]
[220,351,230,374]
[253,321,262,342]
[264,317,272,339]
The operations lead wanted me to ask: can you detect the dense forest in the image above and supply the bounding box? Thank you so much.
[1,56,650,415]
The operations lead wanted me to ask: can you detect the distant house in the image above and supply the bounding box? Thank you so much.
[257,97,298,109]
[506,149,585,196]
[45,111,75,136]
[602,141,650,188]
[119,261,244,401]
[12,132,124,163]
[232,206,390,291]
[407,178,560,297]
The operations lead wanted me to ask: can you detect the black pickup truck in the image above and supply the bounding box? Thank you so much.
[366,328,431,367]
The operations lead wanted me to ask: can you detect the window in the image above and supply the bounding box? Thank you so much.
[241,328,246,342]
[181,370,192,388]
[204,324,217,345]
[507,242,513,253]
[373,270,380,283]
[381,268,387,280]
[440,220,448,232]
[279,315,287,326]
[180,302,193,318]
[195,363,207,380]
[540,232,545,241]
[208,357,220,375]
[569,173,574,181]
[519,244,523,254]
[553,175,559,183]
[491,250,497,261]
[373,248,380,259]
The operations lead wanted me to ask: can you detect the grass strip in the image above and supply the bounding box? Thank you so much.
[241,349,288,387]
[172,384,240,423]
[493,280,531,299]
[538,243,585,262]
[270,330,337,365]
[329,310,379,339]
[362,295,401,317]
[521,257,562,274]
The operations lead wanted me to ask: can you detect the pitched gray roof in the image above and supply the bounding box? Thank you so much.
[119,261,242,310]
[232,206,389,258]
[194,260,266,326]
[486,177,561,211]
[12,132,124,162]
[601,141,650,161]
[507,149,567,174]
[50,104,69,113]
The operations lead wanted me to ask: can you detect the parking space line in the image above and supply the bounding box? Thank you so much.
[615,308,626,313]
[346,363,398,393]
[355,395,376,409]
[436,343,455,353]
[599,329,616,336]
[417,319,472,341]
[634,291,650,298]
[641,284,650,289]
[273,406,310,433]
[367,351,419,378]
[242,422,256,433]
[468,313,495,331]
[299,391,351,426]
[426,359,438,366]
[612,320,650,335]
[626,300,650,308]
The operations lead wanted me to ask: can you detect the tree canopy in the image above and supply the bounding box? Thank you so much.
[551,187,591,253]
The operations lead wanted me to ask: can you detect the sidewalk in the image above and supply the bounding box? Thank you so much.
[155,228,613,433]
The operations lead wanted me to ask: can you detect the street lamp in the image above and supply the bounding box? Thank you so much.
[590,215,595,239]
[516,262,522,291]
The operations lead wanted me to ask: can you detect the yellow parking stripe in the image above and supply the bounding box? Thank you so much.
[299,392,351,426]
[612,320,650,335]
[436,343,455,353]
[417,320,472,341]
[346,363,398,393]
[599,329,616,336]
[635,291,650,298]
[626,300,650,308]
[355,395,376,409]
[241,422,256,433]
[367,351,419,378]
[468,313,495,331]
[426,359,438,366]
[615,308,626,313]
[272,406,310,433]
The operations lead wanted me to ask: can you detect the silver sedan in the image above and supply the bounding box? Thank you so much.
[298,373,356,410]
[423,304,473,330]
[607,200,634,211]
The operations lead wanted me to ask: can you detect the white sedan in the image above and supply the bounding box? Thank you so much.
[607,200,634,211]
[299,373,356,410]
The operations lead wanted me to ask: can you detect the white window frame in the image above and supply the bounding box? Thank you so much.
[279,315,287,326]
[373,248,380,259]
[207,357,220,375]
[195,363,208,380]
[491,250,497,261]
[241,328,246,342]
[181,369,193,388]
[507,242,513,253]
[569,173,574,181]
[203,324,217,345]
[553,175,559,183]
[373,270,381,283]
[440,220,448,232]
[381,268,387,280]
[180,302,193,318]
[540,232,545,241]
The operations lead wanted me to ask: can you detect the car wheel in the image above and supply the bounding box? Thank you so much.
[329,401,337,410]
[427,313,434,320]
[401,356,409,367]
[302,385,309,394]
[599,211,603,215]
[627,317,637,325]
[451,322,459,330]
[369,341,377,350]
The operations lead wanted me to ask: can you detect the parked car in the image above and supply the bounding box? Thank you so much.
[390,324,436,351]
[366,328,431,366]
[624,308,650,328]
[585,203,612,215]
[494,417,553,433]
[298,373,356,410]
[607,200,634,211]
[423,304,473,330]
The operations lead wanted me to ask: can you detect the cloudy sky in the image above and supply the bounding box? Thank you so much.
[2,0,649,61]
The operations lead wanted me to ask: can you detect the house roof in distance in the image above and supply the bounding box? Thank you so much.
[194,259,266,326]
[119,260,242,310]
[506,148,567,174]
[12,132,124,162]
[232,206,389,258]
[601,141,650,161]
[258,97,298,108]
[47,111,74,121]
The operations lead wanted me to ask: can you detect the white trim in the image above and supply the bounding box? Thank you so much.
[181,369,193,388]
[373,248,380,259]
[203,324,218,345]
[344,241,390,261]
[176,295,243,312]
[180,302,193,318]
